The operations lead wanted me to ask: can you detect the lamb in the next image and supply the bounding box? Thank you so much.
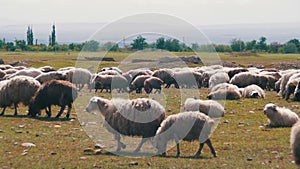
[183,98,224,118]
[209,72,230,90]
[129,75,151,93]
[153,111,217,157]
[35,71,66,84]
[152,69,176,88]
[144,77,164,94]
[0,76,41,116]
[263,103,299,127]
[290,121,300,167]
[63,68,92,90]
[29,80,78,118]
[242,84,265,98]
[85,96,166,152]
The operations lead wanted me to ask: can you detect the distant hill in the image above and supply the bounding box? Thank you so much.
[1,22,300,45]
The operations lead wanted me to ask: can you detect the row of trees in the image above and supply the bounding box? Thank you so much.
[1,26,300,53]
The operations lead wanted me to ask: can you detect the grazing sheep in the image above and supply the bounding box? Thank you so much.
[144,77,164,94]
[29,80,78,118]
[229,72,271,89]
[85,97,166,152]
[242,84,265,98]
[3,68,17,75]
[209,83,240,93]
[129,75,151,93]
[285,77,300,101]
[153,111,217,157]
[63,68,92,90]
[6,68,43,79]
[152,69,176,88]
[263,103,299,127]
[38,66,56,72]
[291,121,300,167]
[209,72,230,90]
[122,69,153,83]
[293,81,300,101]
[208,88,242,100]
[172,71,203,89]
[0,76,41,116]
[98,70,120,75]
[279,71,300,97]
[225,67,248,79]
[183,98,224,118]
[35,71,66,84]
[0,69,6,80]
[91,74,128,93]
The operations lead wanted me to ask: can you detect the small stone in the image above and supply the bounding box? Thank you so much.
[271,151,278,154]
[167,109,172,112]
[70,119,75,122]
[54,125,61,128]
[247,158,253,161]
[35,134,40,137]
[0,129,4,133]
[14,142,18,146]
[129,161,138,166]
[249,111,255,114]
[238,122,245,125]
[83,148,94,153]
[147,162,151,166]
[80,156,87,160]
[18,125,25,128]
[50,151,57,155]
[223,120,229,124]
[21,142,36,147]
[21,152,28,156]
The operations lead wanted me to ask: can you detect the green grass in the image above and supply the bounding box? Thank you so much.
[0,52,300,168]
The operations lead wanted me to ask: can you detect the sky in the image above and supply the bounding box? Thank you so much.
[1,0,300,26]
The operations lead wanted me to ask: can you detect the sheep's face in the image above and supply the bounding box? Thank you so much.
[250,91,260,98]
[28,104,40,117]
[263,103,277,115]
[86,97,101,113]
[152,135,166,155]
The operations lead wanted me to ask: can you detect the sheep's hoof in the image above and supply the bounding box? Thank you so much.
[120,143,126,149]
[161,152,166,157]
[213,154,217,158]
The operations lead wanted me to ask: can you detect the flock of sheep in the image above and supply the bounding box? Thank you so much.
[0,63,300,166]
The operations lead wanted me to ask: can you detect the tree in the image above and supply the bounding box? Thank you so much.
[101,42,119,51]
[26,26,34,45]
[230,39,245,52]
[287,39,300,49]
[257,36,268,52]
[49,24,56,46]
[82,40,100,52]
[165,39,180,52]
[283,42,298,53]
[5,42,15,51]
[269,42,281,53]
[156,37,165,49]
[245,40,257,51]
[131,35,147,50]
[15,39,27,51]
[191,43,199,51]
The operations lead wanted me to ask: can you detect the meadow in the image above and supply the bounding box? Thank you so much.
[0,51,300,168]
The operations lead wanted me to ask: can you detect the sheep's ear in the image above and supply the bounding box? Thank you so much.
[104,103,109,109]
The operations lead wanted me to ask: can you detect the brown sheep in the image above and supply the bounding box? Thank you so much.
[129,75,151,93]
[144,77,164,94]
[28,80,78,118]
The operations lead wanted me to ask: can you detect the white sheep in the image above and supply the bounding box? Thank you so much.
[208,83,241,100]
[5,68,43,79]
[35,71,66,84]
[263,103,299,127]
[209,72,230,90]
[0,76,41,116]
[183,98,224,118]
[242,84,265,98]
[62,68,92,90]
[85,96,165,153]
[153,111,217,157]
[291,121,300,167]
[0,69,6,80]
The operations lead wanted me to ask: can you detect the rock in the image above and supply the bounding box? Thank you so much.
[129,161,138,166]
[15,130,23,134]
[50,151,57,155]
[249,111,255,114]
[14,142,18,146]
[94,149,102,155]
[0,129,4,133]
[167,109,172,112]
[79,156,87,160]
[21,142,36,147]
[95,144,105,149]
[247,158,253,161]
[223,120,229,124]
[54,125,61,128]
[21,152,28,156]
[18,125,25,128]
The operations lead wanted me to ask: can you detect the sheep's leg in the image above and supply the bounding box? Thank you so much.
[115,134,126,152]
[194,142,205,157]
[206,139,217,157]
[0,107,6,116]
[176,141,180,157]
[133,138,148,153]
[13,103,18,116]
[66,103,72,119]
[45,106,52,117]
[55,105,66,118]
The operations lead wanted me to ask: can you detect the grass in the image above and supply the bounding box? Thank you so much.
[0,51,300,168]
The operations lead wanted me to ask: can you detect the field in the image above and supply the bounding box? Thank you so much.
[1,51,300,168]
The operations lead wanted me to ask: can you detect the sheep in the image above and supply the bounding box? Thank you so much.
[209,83,240,93]
[35,71,66,84]
[28,80,78,118]
[0,64,13,70]
[0,76,41,116]
[63,68,92,90]
[3,68,17,75]
[152,69,176,88]
[5,68,43,79]
[38,66,56,72]
[91,74,128,93]
[0,69,6,80]
[129,75,151,93]
[98,70,120,75]
[144,77,164,94]
[172,71,203,89]
[153,111,217,157]
[100,67,123,74]
[291,121,300,167]
[57,67,75,72]
[285,77,300,101]
[209,72,230,90]
[263,103,299,127]
[293,81,300,101]
[122,69,153,83]
[279,71,300,97]
[225,67,248,79]
[207,88,242,100]
[85,96,166,152]
[183,98,224,118]
[242,84,265,98]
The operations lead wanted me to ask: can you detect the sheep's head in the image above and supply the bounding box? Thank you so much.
[263,103,277,115]
[250,91,260,98]
[28,103,40,117]
[86,97,109,116]
[152,134,167,157]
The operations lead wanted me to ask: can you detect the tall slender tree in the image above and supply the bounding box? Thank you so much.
[26,26,34,45]
[49,24,56,46]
